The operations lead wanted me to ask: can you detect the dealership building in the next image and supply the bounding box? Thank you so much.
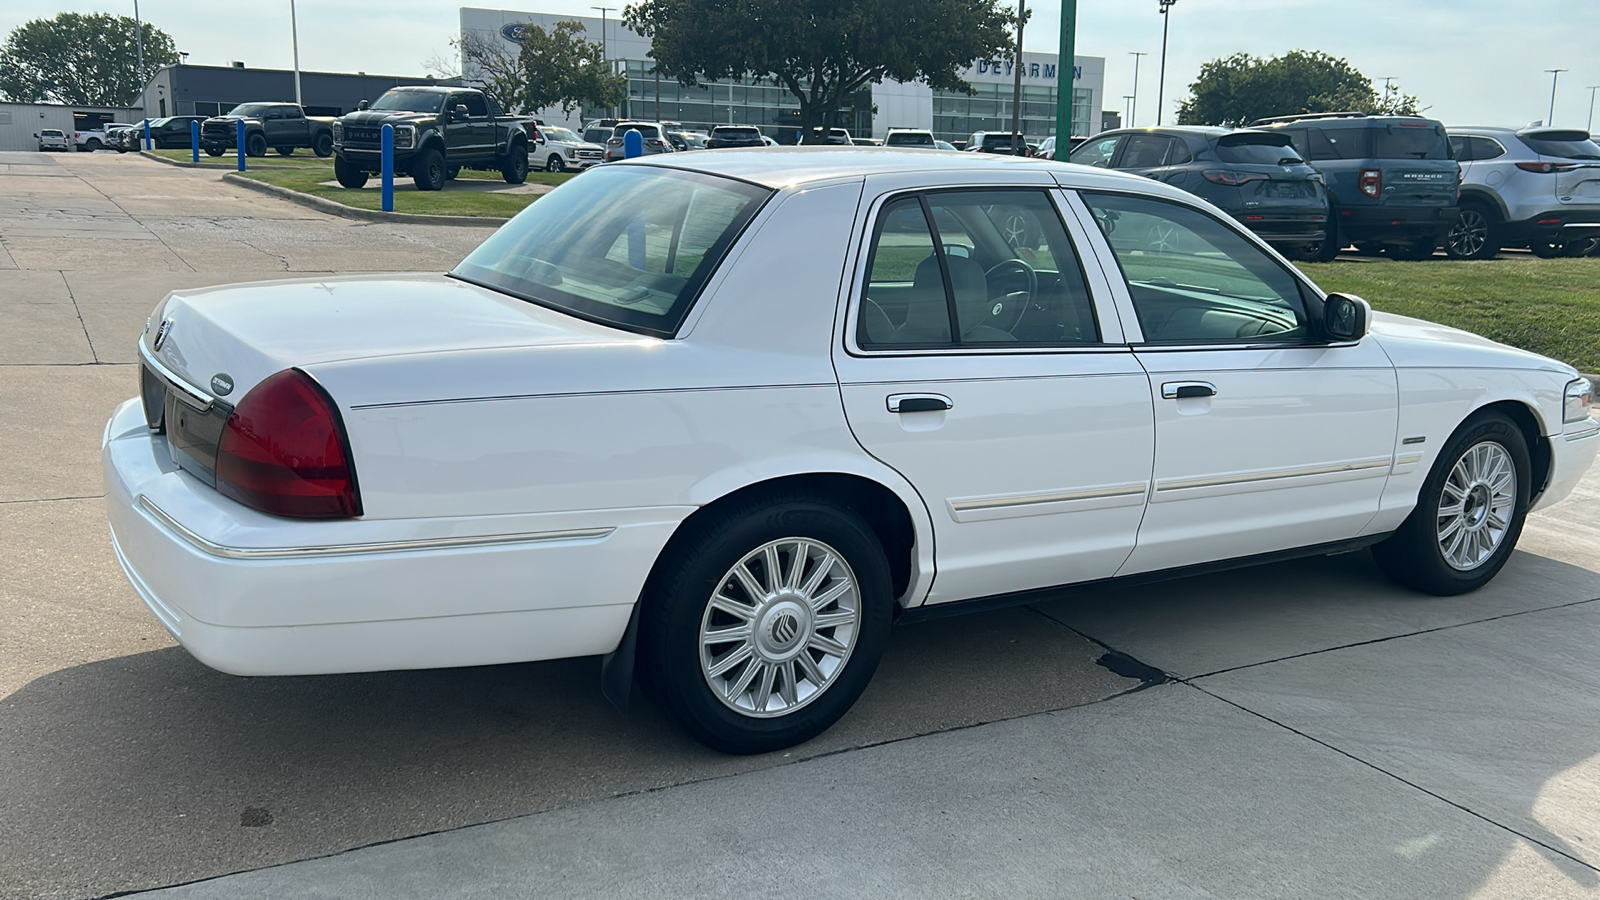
[461,7,1105,143]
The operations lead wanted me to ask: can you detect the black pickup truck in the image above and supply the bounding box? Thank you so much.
[332,86,530,191]
[201,103,335,158]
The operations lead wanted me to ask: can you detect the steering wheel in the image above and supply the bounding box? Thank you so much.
[984,258,1037,332]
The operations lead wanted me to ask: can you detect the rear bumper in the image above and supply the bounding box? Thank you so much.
[1500,208,1600,244]
[1336,205,1457,242]
[102,398,683,676]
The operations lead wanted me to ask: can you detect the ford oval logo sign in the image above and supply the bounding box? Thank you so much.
[500,23,529,43]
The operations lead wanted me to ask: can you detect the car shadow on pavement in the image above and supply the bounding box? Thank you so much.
[0,601,1131,899]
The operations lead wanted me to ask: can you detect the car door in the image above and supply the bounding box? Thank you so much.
[458,92,494,156]
[834,176,1155,605]
[1115,133,1184,184]
[444,93,476,155]
[1068,189,1399,575]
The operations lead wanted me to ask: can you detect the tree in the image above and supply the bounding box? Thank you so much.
[0,12,178,106]
[624,0,1017,143]
[516,20,625,116]
[1175,50,1421,127]
[451,29,529,114]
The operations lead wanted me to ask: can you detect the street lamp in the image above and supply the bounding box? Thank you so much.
[1128,51,1147,127]
[290,0,302,108]
[1010,0,1025,156]
[1123,94,1135,126]
[1588,85,1599,135]
[592,6,615,118]
[1545,68,1568,125]
[1156,0,1177,126]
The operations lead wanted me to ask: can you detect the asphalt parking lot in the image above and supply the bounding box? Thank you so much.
[2,150,1599,899]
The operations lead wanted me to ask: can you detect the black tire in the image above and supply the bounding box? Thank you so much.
[1530,240,1563,259]
[546,153,565,172]
[312,133,333,158]
[1445,202,1500,260]
[501,141,529,184]
[412,147,447,191]
[86,139,102,152]
[445,165,461,181]
[637,494,894,754]
[1306,215,1342,262]
[1385,239,1437,261]
[1372,412,1530,596]
[333,155,369,189]
[245,132,267,158]
[1560,238,1596,258]
[204,145,223,157]
[275,146,294,156]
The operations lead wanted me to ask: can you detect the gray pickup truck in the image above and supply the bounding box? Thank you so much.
[331,86,530,191]
[201,103,335,158]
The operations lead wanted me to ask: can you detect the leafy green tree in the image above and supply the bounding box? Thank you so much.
[1176,50,1421,127]
[0,12,178,106]
[517,20,625,116]
[454,30,530,114]
[625,0,1017,142]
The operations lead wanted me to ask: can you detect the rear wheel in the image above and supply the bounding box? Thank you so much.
[1372,412,1529,595]
[204,144,223,157]
[312,133,333,158]
[1445,202,1500,259]
[1560,237,1596,258]
[501,141,529,184]
[638,495,893,754]
[85,138,102,152]
[411,147,447,191]
[333,155,369,189]
[445,165,461,181]
[275,146,294,156]
[1530,240,1564,259]
[1385,239,1436,261]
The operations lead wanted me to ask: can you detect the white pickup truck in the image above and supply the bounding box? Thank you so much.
[73,123,132,152]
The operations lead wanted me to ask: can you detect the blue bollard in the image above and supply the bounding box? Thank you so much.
[236,119,246,172]
[624,129,643,159]
[190,120,200,163]
[143,119,151,151]
[381,124,394,212]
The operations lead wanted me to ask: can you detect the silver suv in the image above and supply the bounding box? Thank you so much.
[1446,126,1600,258]
[603,122,676,162]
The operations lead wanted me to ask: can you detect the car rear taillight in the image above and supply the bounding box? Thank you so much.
[646,138,665,147]
[1202,170,1269,185]
[215,369,361,519]
[1515,161,1578,174]
[1359,168,1382,198]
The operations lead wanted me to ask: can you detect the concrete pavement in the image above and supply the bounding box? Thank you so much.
[2,150,1598,899]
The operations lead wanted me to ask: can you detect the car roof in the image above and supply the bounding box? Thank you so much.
[612,146,1191,194]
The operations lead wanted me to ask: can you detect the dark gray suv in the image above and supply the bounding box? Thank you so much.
[1069,126,1328,259]
[1252,113,1459,261]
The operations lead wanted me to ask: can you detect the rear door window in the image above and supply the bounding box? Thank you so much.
[1118,134,1173,168]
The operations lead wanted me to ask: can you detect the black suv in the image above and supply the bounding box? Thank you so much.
[1069,126,1329,259]
[1251,113,1459,260]
[706,126,765,149]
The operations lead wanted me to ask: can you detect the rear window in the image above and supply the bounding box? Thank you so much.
[451,166,771,338]
[1213,133,1303,164]
[583,128,611,144]
[885,132,935,147]
[1369,122,1451,159]
[1520,131,1600,160]
[41,129,64,136]
[615,123,660,139]
[713,127,760,138]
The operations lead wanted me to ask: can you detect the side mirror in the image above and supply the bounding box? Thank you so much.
[357,99,370,110]
[452,105,470,121]
[1322,292,1370,342]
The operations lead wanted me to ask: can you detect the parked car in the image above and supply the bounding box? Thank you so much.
[1445,126,1600,259]
[883,128,937,149]
[203,103,336,158]
[851,138,882,146]
[34,128,69,152]
[668,131,709,151]
[142,116,208,150]
[109,150,1596,755]
[603,122,676,161]
[333,87,530,191]
[706,126,765,149]
[805,127,853,145]
[935,139,958,151]
[1252,112,1460,261]
[1069,126,1329,260]
[74,123,131,152]
[533,125,604,172]
[965,131,1031,155]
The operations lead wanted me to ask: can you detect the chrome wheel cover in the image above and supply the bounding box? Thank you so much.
[699,537,861,718]
[1436,441,1516,571]
[1448,209,1488,257]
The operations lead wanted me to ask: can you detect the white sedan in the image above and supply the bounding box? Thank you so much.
[105,149,1598,753]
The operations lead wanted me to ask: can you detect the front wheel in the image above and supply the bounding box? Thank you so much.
[411,147,446,191]
[638,496,894,754]
[546,153,565,172]
[1372,412,1530,595]
[333,155,369,189]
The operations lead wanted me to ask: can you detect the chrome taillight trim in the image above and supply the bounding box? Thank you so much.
[139,339,215,412]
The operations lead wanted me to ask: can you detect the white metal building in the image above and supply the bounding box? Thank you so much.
[0,102,143,152]
[460,7,1104,143]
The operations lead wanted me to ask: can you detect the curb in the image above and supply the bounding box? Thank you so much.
[221,173,509,227]
[139,150,315,171]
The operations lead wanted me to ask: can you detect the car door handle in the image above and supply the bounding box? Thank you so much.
[887,393,952,413]
[1161,381,1217,400]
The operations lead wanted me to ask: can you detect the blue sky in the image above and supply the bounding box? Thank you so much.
[5,0,1598,130]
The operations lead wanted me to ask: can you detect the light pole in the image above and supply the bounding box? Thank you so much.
[1127,51,1146,127]
[290,0,302,108]
[592,6,615,118]
[1588,85,1599,135]
[1053,0,1076,144]
[1010,0,1025,156]
[133,0,144,110]
[1123,94,1135,126]
[1156,0,1177,125]
[1546,69,1568,125]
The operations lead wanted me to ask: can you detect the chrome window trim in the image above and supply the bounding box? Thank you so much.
[137,495,614,560]
[139,339,215,412]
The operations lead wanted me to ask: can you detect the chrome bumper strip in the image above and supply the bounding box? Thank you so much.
[1156,456,1392,493]
[137,495,614,560]
[950,483,1149,513]
[139,340,215,412]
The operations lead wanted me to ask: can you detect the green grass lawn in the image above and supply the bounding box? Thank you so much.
[232,161,577,218]
[148,148,335,169]
[1299,257,1600,373]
